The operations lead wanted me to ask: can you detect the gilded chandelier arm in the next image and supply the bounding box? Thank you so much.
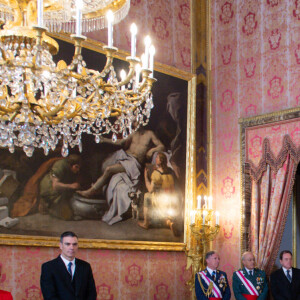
[99,46,118,78]
[138,69,153,92]
[117,57,140,87]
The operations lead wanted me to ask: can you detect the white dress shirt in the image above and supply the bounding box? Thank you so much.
[60,255,76,277]
[282,267,292,279]
[245,267,254,276]
[207,267,217,277]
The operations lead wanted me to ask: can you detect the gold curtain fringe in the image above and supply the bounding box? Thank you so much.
[245,135,300,182]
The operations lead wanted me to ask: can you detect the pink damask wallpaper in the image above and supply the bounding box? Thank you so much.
[211,0,300,284]
[87,0,191,71]
[0,246,191,299]
[4,0,299,299]
[0,0,192,299]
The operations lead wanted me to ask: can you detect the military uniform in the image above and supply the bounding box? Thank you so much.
[195,269,231,300]
[232,268,268,300]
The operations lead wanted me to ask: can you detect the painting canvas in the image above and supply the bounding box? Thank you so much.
[0,36,190,248]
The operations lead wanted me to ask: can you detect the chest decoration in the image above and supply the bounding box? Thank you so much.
[218,274,228,291]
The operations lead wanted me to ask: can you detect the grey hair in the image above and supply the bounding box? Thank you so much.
[205,251,217,261]
[241,251,254,261]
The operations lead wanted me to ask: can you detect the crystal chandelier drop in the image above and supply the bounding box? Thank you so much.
[0,0,156,157]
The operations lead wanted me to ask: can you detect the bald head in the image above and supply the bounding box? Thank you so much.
[242,252,256,270]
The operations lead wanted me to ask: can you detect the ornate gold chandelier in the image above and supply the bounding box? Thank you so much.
[0,0,156,157]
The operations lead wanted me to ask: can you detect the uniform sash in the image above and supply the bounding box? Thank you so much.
[241,295,258,300]
[236,270,259,296]
[199,271,222,298]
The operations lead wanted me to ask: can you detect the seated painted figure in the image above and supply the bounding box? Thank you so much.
[77,127,165,225]
[138,152,181,236]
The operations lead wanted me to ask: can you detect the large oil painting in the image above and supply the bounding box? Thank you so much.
[0,35,193,250]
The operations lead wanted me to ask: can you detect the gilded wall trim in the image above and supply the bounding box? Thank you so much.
[0,234,185,251]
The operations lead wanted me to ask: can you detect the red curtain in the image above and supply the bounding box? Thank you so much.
[250,155,296,274]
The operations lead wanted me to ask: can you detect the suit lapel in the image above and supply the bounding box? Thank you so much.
[73,258,83,296]
[291,267,296,284]
[55,256,74,291]
[280,268,291,285]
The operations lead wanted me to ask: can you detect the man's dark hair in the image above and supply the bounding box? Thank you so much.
[279,250,292,260]
[60,231,78,243]
[205,251,216,262]
[67,154,82,167]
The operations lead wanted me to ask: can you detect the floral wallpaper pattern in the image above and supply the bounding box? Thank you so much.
[0,247,191,299]
[2,0,298,298]
[0,0,191,299]
[86,0,191,71]
[212,0,300,286]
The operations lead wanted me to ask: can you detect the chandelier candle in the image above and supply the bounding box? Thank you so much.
[135,64,141,86]
[197,195,201,210]
[144,36,151,69]
[76,0,83,36]
[107,10,114,47]
[37,0,43,27]
[130,23,137,57]
[149,45,155,78]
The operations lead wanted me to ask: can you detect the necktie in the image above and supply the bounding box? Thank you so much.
[286,270,292,283]
[249,270,253,277]
[68,262,73,277]
[212,271,216,281]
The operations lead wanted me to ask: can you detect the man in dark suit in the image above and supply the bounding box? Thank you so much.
[40,231,97,300]
[232,251,268,300]
[195,250,231,300]
[270,250,300,300]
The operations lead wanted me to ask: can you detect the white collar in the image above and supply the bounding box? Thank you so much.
[60,254,76,268]
[244,267,254,274]
[282,267,292,274]
[207,267,217,276]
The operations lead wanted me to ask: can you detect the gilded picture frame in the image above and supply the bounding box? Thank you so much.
[0,33,196,251]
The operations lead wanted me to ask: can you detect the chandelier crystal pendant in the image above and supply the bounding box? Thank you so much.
[0,0,156,157]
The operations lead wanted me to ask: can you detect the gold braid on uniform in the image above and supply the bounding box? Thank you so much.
[197,273,213,297]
